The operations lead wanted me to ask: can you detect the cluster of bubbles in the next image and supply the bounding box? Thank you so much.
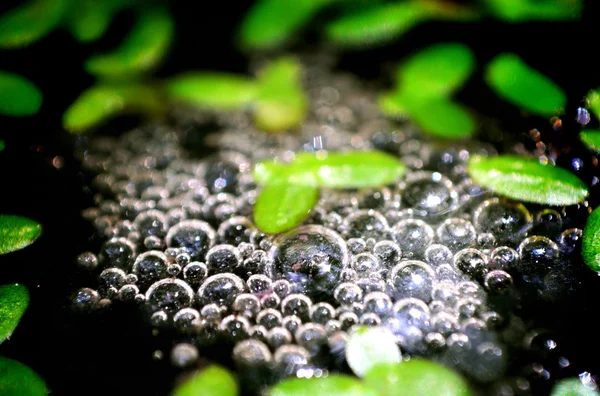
[72,57,586,390]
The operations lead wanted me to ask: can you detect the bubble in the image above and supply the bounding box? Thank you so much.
[295,323,327,355]
[200,303,223,321]
[166,219,216,260]
[118,284,139,302]
[270,225,349,295]
[144,235,163,250]
[431,281,458,306]
[339,311,359,331]
[456,297,484,320]
[274,345,310,376]
[334,282,363,305]
[260,293,281,309]
[393,298,431,329]
[310,302,335,325]
[98,268,127,297]
[219,315,250,342]
[72,288,100,311]
[233,339,272,367]
[363,292,393,318]
[198,273,245,306]
[146,279,194,313]
[99,237,136,271]
[249,325,269,343]
[206,244,241,273]
[484,270,513,293]
[173,308,200,332]
[257,308,283,329]
[372,240,402,268]
[247,274,272,295]
[392,219,434,259]
[425,332,446,351]
[268,327,293,349]
[182,261,208,286]
[203,151,249,194]
[351,253,380,276]
[342,209,390,240]
[401,171,458,216]
[431,312,459,336]
[517,236,559,284]
[133,209,168,239]
[217,216,254,245]
[281,294,312,321]
[132,251,169,289]
[453,249,488,281]
[436,218,476,252]
[489,246,519,271]
[347,238,367,255]
[473,198,532,245]
[272,279,292,298]
[151,310,169,327]
[559,228,583,254]
[77,252,99,271]
[171,343,199,368]
[233,294,261,318]
[360,312,382,326]
[425,244,453,268]
[389,260,436,302]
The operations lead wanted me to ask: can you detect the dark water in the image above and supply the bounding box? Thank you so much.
[1,1,600,395]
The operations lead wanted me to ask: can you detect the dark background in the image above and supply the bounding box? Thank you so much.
[1,1,600,395]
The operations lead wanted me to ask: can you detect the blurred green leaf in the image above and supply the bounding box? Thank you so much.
[345,326,401,377]
[0,284,29,344]
[254,181,319,234]
[468,155,588,205]
[364,360,472,396]
[397,43,475,99]
[252,160,288,185]
[0,215,42,255]
[580,130,600,153]
[173,365,238,396]
[0,71,43,116]
[63,83,164,134]
[270,375,379,396]
[586,89,600,121]
[0,140,4,152]
[65,0,130,43]
[254,58,308,132]
[0,356,48,396]
[0,0,68,49]
[407,98,476,139]
[165,72,257,110]
[85,7,174,79]
[485,53,566,116]
[551,378,600,395]
[239,0,334,50]
[483,0,582,22]
[583,206,600,273]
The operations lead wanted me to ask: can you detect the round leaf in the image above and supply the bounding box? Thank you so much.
[165,73,257,110]
[398,43,475,99]
[63,83,164,134]
[345,326,401,377]
[0,71,42,116]
[0,0,68,49]
[586,90,600,121]
[0,357,48,396]
[551,378,600,396]
[485,53,566,116]
[404,98,476,139]
[0,215,42,255]
[85,7,174,79]
[484,0,582,22]
[325,2,430,48]
[270,375,379,396]
[468,155,588,206]
[173,365,238,396]
[363,359,472,396]
[254,181,319,234]
[65,0,128,43]
[580,130,600,153]
[583,206,600,272]
[239,0,333,50]
[0,284,29,344]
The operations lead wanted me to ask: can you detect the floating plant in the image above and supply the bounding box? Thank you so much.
[0,71,42,116]
[0,215,42,255]
[0,356,48,395]
[173,365,238,396]
[580,130,600,153]
[583,206,600,272]
[0,284,29,344]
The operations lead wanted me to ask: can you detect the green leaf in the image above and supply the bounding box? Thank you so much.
[254,58,308,132]
[165,73,257,110]
[583,206,600,272]
[254,181,319,234]
[484,0,582,22]
[586,90,600,121]
[345,326,401,377]
[239,0,334,50]
[551,378,600,396]
[397,43,475,99]
[405,98,476,139]
[85,7,174,79]
[65,0,128,43]
[0,215,42,255]
[63,83,164,134]
[468,155,588,206]
[485,53,566,116]
[0,357,48,396]
[173,365,238,396]
[364,359,472,396]
[0,284,29,344]
[0,0,68,49]
[252,160,288,185]
[0,71,43,116]
[0,140,4,152]
[580,130,600,153]
[325,2,430,48]
[270,375,379,396]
